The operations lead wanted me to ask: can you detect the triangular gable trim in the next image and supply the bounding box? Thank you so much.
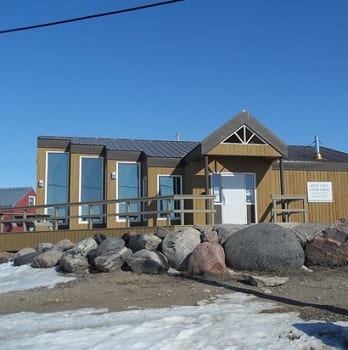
[222,124,267,145]
[200,110,288,156]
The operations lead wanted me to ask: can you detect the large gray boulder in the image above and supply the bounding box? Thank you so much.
[60,252,89,273]
[214,224,246,245]
[127,249,169,274]
[88,237,126,268]
[161,227,201,271]
[32,249,63,268]
[127,233,162,252]
[95,237,125,256]
[94,247,132,272]
[188,242,226,276]
[71,237,98,257]
[13,252,40,266]
[224,223,305,272]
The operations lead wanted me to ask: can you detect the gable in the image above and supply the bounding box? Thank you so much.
[200,110,287,157]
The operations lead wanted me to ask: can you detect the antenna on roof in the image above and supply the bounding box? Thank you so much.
[176,132,181,141]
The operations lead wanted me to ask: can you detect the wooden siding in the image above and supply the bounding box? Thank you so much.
[280,169,348,223]
[207,144,282,157]
[0,226,181,252]
[184,156,281,224]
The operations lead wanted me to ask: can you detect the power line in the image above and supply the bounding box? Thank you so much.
[0,0,184,35]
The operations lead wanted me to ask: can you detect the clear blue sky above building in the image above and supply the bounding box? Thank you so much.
[1,0,347,188]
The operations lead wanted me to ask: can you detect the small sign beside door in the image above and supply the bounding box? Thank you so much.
[307,182,333,202]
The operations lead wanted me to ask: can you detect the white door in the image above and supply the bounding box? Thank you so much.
[221,174,247,224]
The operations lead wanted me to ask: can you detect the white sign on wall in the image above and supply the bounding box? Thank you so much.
[307,182,333,202]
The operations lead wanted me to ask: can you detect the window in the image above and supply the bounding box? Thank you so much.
[211,173,222,203]
[117,162,140,222]
[46,152,69,223]
[80,157,104,223]
[158,175,182,219]
[28,196,35,207]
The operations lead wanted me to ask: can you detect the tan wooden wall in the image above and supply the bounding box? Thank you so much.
[281,169,348,224]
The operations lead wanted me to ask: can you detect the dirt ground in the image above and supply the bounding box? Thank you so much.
[1,266,348,321]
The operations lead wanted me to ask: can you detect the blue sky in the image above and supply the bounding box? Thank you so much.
[1,0,348,188]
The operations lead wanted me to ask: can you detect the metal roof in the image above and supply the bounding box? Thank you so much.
[0,187,34,208]
[38,136,199,158]
[38,136,348,163]
[285,145,348,162]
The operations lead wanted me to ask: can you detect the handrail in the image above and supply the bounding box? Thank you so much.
[271,194,308,223]
[0,194,216,232]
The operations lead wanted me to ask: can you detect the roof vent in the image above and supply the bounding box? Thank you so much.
[314,135,323,160]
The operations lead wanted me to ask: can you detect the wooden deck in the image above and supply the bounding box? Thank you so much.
[0,225,185,252]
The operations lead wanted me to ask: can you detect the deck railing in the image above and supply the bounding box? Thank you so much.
[271,194,308,223]
[0,194,216,232]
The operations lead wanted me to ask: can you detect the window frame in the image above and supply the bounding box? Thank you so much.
[116,161,141,223]
[79,155,104,224]
[157,174,183,220]
[45,151,70,222]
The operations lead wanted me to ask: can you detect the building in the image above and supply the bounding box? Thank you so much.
[0,187,36,232]
[36,111,348,229]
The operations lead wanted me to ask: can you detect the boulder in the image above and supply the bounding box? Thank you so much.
[94,233,108,244]
[13,247,37,259]
[287,223,329,247]
[332,218,348,234]
[0,251,14,263]
[32,249,63,268]
[13,252,40,266]
[71,237,98,257]
[60,252,89,273]
[88,237,126,268]
[53,239,75,251]
[161,227,201,271]
[127,234,162,252]
[154,227,169,239]
[224,223,305,272]
[36,242,54,253]
[127,249,169,274]
[188,242,226,276]
[305,227,348,267]
[214,224,246,245]
[200,228,219,244]
[94,247,132,272]
[95,237,125,256]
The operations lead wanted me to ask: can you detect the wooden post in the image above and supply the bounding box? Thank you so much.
[126,201,130,228]
[180,198,184,225]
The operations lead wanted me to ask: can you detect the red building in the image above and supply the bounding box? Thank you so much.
[0,187,36,232]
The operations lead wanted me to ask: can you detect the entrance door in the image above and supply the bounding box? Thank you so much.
[220,173,256,224]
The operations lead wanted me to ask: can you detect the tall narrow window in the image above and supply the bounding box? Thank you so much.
[117,162,140,222]
[158,175,182,219]
[80,157,104,223]
[46,152,69,224]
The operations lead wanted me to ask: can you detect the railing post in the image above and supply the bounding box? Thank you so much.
[54,207,59,231]
[166,199,171,226]
[126,201,130,228]
[180,198,184,225]
[23,209,27,232]
[88,204,93,230]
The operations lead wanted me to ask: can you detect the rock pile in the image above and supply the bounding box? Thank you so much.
[0,221,347,277]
